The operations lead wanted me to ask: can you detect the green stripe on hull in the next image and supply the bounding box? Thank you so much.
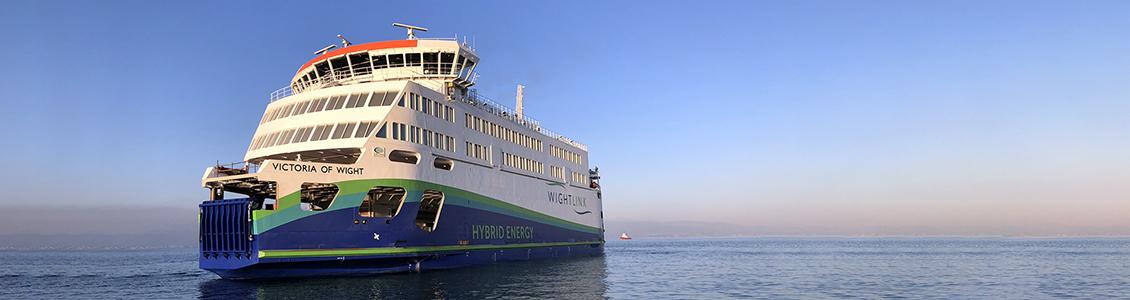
[259,241,603,259]
[249,179,601,235]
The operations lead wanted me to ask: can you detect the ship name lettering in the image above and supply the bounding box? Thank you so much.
[270,162,320,173]
[269,163,364,175]
[335,166,364,175]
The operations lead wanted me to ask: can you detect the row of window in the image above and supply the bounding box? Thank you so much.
[261,91,401,124]
[250,120,384,150]
[249,121,587,186]
[404,92,455,123]
[550,165,565,182]
[572,171,587,184]
[294,51,476,92]
[465,113,544,152]
[388,122,456,153]
[503,152,544,174]
[465,141,490,162]
[550,145,583,166]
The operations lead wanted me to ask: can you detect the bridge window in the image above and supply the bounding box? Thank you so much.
[315,61,331,78]
[388,54,405,68]
[348,53,371,76]
[389,150,419,164]
[406,53,421,66]
[300,183,339,211]
[414,190,444,232]
[423,52,438,74]
[372,55,388,69]
[454,56,465,76]
[359,186,405,218]
[330,56,350,76]
[433,157,453,171]
[440,52,455,74]
[460,60,475,79]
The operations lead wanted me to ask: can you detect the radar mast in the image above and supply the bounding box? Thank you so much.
[392,22,429,40]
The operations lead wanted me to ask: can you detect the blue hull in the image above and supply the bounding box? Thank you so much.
[211,243,604,279]
[200,187,604,279]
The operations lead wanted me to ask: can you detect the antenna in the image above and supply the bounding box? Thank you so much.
[314,44,337,55]
[392,22,428,40]
[336,34,352,47]
[516,85,525,119]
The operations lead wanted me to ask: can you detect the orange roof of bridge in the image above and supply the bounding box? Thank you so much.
[297,40,418,75]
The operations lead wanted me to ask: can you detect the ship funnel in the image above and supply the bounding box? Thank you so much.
[516,84,525,119]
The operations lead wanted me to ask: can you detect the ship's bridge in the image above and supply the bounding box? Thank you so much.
[244,32,484,165]
[281,38,479,98]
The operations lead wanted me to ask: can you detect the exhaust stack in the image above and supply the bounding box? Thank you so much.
[516,84,525,119]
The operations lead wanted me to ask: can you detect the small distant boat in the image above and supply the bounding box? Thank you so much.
[619,233,631,240]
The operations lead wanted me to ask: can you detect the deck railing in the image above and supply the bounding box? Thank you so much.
[463,90,588,151]
[212,161,260,176]
[269,67,458,103]
[269,86,293,102]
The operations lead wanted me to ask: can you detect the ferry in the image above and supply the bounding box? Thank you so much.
[198,23,604,279]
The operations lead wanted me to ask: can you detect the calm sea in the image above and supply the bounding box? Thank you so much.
[2,238,1128,299]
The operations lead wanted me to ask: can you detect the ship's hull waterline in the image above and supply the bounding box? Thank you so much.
[200,179,603,279]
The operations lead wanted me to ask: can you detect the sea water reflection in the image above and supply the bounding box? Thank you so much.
[197,256,609,299]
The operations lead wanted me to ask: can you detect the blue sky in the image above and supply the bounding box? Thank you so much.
[2,1,1129,235]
